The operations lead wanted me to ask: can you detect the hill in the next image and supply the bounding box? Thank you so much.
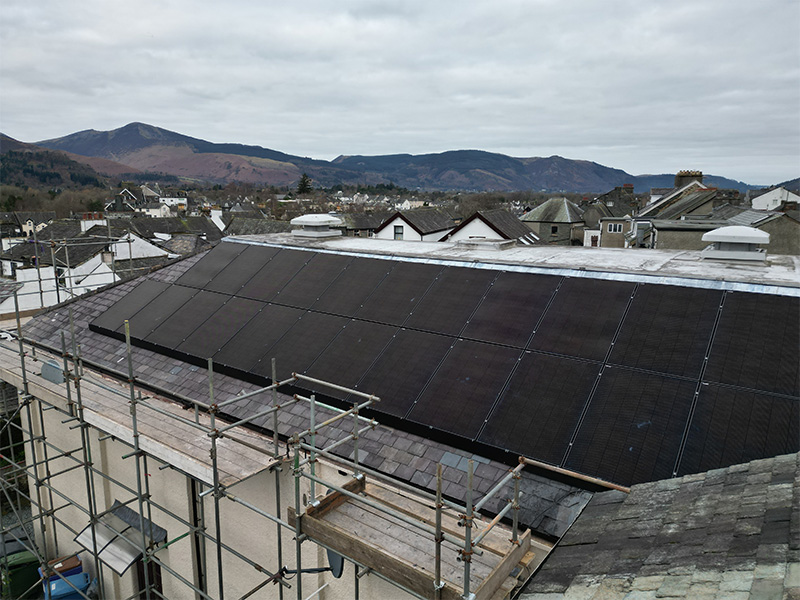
[0,134,105,188]
[33,123,759,193]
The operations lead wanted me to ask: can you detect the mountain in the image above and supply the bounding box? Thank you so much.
[33,123,758,193]
[0,134,106,188]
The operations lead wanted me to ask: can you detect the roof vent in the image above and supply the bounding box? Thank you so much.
[700,225,769,262]
[290,214,343,239]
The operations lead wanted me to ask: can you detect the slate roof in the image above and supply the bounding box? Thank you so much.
[375,208,455,235]
[112,256,175,279]
[223,217,293,236]
[111,217,222,242]
[444,209,542,244]
[14,211,56,227]
[0,222,108,267]
[520,198,584,224]
[655,189,718,220]
[17,251,591,539]
[522,452,800,599]
[727,209,785,228]
[158,233,213,256]
[337,213,385,231]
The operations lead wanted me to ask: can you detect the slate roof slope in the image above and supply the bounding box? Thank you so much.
[15,251,591,539]
[444,209,542,244]
[727,209,785,228]
[376,208,454,235]
[520,198,584,223]
[521,452,800,599]
[656,189,718,220]
[223,217,292,236]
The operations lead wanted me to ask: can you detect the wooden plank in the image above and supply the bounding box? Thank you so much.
[472,529,531,600]
[288,507,463,600]
[364,482,516,557]
[307,475,366,518]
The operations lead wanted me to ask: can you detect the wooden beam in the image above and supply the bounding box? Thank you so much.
[288,507,463,600]
[306,475,366,519]
[472,529,531,600]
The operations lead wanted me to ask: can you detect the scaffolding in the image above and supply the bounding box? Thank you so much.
[0,289,542,600]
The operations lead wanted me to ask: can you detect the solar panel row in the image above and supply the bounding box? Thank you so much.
[90,242,800,486]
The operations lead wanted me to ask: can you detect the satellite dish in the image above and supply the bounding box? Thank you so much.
[326,548,344,579]
[325,488,344,578]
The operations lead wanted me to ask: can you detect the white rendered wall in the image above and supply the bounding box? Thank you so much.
[446,220,500,242]
[751,188,800,211]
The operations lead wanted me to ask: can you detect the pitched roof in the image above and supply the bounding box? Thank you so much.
[375,208,455,235]
[337,213,386,231]
[157,233,213,255]
[444,209,541,244]
[654,189,718,220]
[520,197,584,224]
[726,209,785,228]
[14,211,56,226]
[223,218,293,236]
[639,180,708,218]
[112,216,222,242]
[523,452,799,599]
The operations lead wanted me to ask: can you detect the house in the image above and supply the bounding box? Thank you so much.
[520,197,585,245]
[1,234,797,600]
[139,202,172,218]
[13,211,56,236]
[440,209,541,245]
[372,208,455,241]
[223,217,293,237]
[333,213,386,237]
[748,186,800,211]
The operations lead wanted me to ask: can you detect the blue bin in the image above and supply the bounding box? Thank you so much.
[44,571,91,599]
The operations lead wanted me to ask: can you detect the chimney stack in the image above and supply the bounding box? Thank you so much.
[674,170,703,188]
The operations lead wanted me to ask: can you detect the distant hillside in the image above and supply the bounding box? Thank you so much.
[33,122,758,193]
[0,134,105,188]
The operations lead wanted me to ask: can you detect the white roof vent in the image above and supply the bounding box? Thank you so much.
[701,225,769,262]
[291,214,343,238]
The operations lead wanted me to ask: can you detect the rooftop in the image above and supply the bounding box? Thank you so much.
[522,452,800,599]
[227,234,800,292]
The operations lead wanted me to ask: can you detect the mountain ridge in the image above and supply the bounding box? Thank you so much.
[27,123,760,193]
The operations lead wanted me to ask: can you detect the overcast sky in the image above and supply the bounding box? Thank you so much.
[2,0,798,185]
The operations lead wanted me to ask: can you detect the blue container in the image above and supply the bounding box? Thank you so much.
[39,553,83,584]
[44,571,91,599]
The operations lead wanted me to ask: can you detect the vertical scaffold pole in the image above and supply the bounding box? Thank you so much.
[13,290,51,559]
[271,358,284,600]
[434,463,443,600]
[66,321,106,595]
[352,402,360,478]
[462,459,474,599]
[31,227,45,309]
[125,321,151,600]
[512,469,521,545]
[293,444,303,600]
[309,395,316,502]
[207,359,225,600]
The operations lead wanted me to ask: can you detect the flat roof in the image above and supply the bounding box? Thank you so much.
[226,234,800,295]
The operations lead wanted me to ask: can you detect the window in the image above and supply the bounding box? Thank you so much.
[550,226,558,235]
[607,223,623,233]
[591,235,599,247]
[394,225,404,240]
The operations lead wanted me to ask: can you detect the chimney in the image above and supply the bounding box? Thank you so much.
[674,170,703,188]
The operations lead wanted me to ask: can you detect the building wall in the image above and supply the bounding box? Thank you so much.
[111,234,169,260]
[446,219,501,242]
[752,188,800,211]
[758,216,800,255]
[599,221,627,248]
[373,216,421,241]
[522,221,573,245]
[583,229,601,248]
[652,229,708,250]
[13,383,416,600]
[0,265,59,316]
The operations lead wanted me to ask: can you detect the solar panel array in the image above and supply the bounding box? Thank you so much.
[90,242,800,486]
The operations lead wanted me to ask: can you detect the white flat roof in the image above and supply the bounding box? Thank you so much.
[227,234,800,295]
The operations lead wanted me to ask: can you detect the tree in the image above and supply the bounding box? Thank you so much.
[296,173,313,195]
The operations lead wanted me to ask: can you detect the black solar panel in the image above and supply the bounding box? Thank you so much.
[214,304,304,372]
[304,320,398,399]
[311,257,394,317]
[251,311,348,381]
[356,261,442,325]
[176,297,264,359]
[462,272,560,347]
[176,242,246,289]
[355,329,454,417]
[530,278,634,360]
[272,253,352,309]
[610,285,721,378]
[408,340,521,439]
[125,284,198,340]
[90,279,170,334]
[478,353,600,465]
[238,248,314,302]
[704,293,800,396]
[404,266,496,336]
[146,290,231,348]
[678,384,800,476]
[564,367,696,486]
[205,245,280,294]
